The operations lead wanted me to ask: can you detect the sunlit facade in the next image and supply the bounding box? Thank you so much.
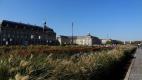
[57,33,101,46]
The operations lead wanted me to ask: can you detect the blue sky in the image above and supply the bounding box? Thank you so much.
[0,0,142,41]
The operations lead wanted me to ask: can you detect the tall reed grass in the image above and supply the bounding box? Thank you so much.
[0,45,136,80]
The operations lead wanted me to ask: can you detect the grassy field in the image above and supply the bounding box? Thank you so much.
[0,45,136,80]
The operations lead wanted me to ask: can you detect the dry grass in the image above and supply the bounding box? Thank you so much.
[0,45,136,80]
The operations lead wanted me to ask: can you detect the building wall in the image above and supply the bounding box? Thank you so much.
[74,36,92,46]
[101,39,111,44]
[57,35,101,46]
[92,37,101,45]
[0,20,57,45]
[57,36,71,45]
[101,39,123,44]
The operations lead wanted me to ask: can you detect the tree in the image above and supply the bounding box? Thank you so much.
[106,41,112,45]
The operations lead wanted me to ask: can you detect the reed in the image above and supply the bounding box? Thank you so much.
[0,45,136,80]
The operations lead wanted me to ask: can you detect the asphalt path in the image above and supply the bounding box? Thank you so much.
[128,48,142,80]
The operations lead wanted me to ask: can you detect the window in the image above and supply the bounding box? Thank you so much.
[38,36,41,39]
[8,34,10,38]
[31,35,34,39]
[17,35,19,39]
[3,34,6,37]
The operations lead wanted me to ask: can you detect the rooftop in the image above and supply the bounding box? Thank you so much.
[1,20,54,31]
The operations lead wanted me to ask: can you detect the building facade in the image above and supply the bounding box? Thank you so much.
[0,20,57,45]
[101,39,123,45]
[101,39,112,44]
[57,34,101,46]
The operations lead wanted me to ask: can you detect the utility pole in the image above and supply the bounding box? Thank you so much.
[72,22,74,45]
[107,33,109,39]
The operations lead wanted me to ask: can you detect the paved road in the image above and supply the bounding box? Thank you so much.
[128,48,142,80]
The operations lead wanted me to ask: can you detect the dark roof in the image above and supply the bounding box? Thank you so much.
[1,20,54,31]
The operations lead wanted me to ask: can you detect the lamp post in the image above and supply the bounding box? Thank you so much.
[0,37,1,45]
[72,22,74,45]
[0,28,1,45]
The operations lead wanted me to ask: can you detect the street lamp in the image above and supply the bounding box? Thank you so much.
[0,29,1,45]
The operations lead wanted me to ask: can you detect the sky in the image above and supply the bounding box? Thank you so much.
[0,0,142,41]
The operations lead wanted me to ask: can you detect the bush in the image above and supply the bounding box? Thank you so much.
[0,62,9,80]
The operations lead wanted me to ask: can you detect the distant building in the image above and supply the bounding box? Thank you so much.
[57,33,101,46]
[101,39,123,45]
[101,39,112,44]
[124,41,134,45]
[0,20,57,45]
[111,40,123,44]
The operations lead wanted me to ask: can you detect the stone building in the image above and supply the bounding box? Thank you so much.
[101,39,112,44]
[57,33,101,46]
[57,35,71,45]
[0,20,57,45]
[101,39,123,44]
